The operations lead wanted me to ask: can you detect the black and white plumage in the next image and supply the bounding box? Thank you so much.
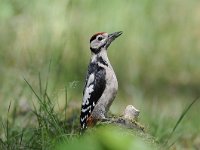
[80,31,123,130]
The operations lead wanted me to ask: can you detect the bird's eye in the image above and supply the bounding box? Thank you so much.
[97,36,103,41]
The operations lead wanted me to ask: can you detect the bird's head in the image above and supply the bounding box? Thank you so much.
[90,31,123,54]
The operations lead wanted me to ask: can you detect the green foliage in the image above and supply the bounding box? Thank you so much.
[0,0,200,149]
[56,126,156,150]
[0,76,79,149]
[165,96,200,148]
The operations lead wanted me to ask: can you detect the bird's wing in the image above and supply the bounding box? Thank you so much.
[80,65,106,129]
[82,61,94,95]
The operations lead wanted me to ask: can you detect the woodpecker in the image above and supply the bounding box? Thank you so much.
[80,31,123,130]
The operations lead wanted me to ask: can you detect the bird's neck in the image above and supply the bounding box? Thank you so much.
[91,48,110,63]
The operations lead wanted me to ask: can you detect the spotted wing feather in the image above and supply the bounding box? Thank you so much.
[80,63,106,129]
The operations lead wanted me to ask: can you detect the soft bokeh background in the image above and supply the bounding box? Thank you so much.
[0,0,200,149]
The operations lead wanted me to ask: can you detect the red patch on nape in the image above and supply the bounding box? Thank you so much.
[86,115,98,127]
[90,32,106,42]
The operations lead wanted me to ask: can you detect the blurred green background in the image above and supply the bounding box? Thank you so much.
[0,0,200,149]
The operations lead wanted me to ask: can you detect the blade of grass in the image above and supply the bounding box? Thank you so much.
[0,137,6,148]
[19,129,24,147]
[44,59,52,100]
[24,78,53,124]
[165,96,200,147]
[6,101,12,146]
[39,72,42,97]
[24,78,53,116]
[45,92,52,106]
[64,85,68,121]
[167,136,180,149]
[24,78,43,104]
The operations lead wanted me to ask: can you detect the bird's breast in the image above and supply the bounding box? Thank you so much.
[105,67,118,94]
[97,61,118,97]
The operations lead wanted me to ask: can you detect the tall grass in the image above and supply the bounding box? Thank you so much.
[0,73,79,149]
[165,96,200,148]
[0,69,199,149]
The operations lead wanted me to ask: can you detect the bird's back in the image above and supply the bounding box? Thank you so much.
[80,57,106,129]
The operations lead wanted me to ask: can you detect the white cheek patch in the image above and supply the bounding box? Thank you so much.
[91,39,107,49]
[91,41,99,49]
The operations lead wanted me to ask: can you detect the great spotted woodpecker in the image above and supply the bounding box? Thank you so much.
[80,31,123,130]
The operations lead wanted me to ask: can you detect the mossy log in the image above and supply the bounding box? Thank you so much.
[97,105,145,132]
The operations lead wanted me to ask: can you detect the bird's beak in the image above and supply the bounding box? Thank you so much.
[106,31,123,48]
